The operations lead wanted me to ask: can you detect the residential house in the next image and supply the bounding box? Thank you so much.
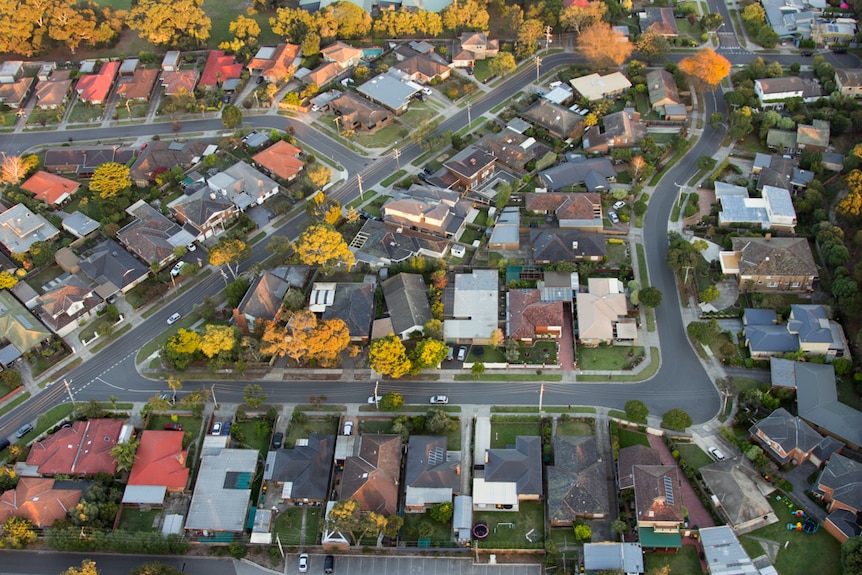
[525,192,603,231]
[381,274,432,340]
[570,72,632,101]
[452,32,499,68]
[61,212,99,239]
[233,271,292,333]
[474,128,548,173]
[247,43,301,84]
[116,68,159,102]
[382,188,469,239]
[122,430,189,506]
[161,51,181,72]
[811,18,857,45]
[766,129,799,153]
[199,51,242,88]
[207,161,280,210]
[169,186,238,241]
[356,71,421,114]
[787,304,846,358]
[393,53,451,84]
[33,69,73,110]
[750,407,843,466]
[836,68,862,98]
[25,419,123,476]
[339,434,402,516]
[645,69,683,118]
[584,109,646,154]
[75,61,120,105]
[185,448,258,533]
[327,91,392,131]
[0,477,82,527]
[796,119,831,151]
[252,140,304,182]
[350,219,450,268]
[129,140,210,187]
[538,156,616,192]
[404,436,461,513]
[488,208,520,251]
[520,100,585,139]
[160,70,199,96]
[753,153,812,192]
[538,271,579,302]
[0,290,52,367]
[823,152,846,171]
[117,200,195,269]
[0,61,23,83]
[44,145,135,178]
[761,0,817,38]
[583,543,644,575]
[576,278,634,346]
[506,289,564,344]
[36,274,101,338]
[443,269,498,344]
[444,146,496,191]
[618,445,661,490]
[0,77,33,109]
[634,465,684,549]
[263,434,334,504]
[700,458,777,532]
[303,61,343,87]
[699,526,762,575]
[755,76,821,108]
[473,436,542,511]
[531,229,606,263]
[78,239,150,298]
[742,308,799,358]
[816,454,862,542]
[321,42,364,69]
[639,7,679,36]
[0,204,60,255]
[322,282,375,344]
[20,171,80,206]
[547,436,609,525]
[714,182,797,232]
[719,237,817,293]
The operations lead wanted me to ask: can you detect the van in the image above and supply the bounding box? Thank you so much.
[0,438,9,452]
[708,447,726,461]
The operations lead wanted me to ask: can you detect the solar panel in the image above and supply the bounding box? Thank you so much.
[663,476,675,506]
[428,446,444,466]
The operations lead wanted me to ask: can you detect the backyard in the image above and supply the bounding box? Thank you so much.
[617,427,650,448]
[577,346,645,370]
[556,419,593,436]
[232,419,274,457]
[644,544,703,575]
[472,500,544,550]
[401,511,453,547]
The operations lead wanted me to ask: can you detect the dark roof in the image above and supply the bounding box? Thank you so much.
[744,324,798,354]
[328,91,390,129]
[788,304,832,343]
[171,187,235,228]
[548,436,609,522]
[270,265,310,289]
[484,436,543,496]
[352,220,449,265]
[405,435,460,490]
[633,465,684,524]
[521,100,584,138]
[750,407,826,464]
[757,155,794,191]
[77,239,148,293]
[381,273,432,336]
[618,445,661,490]
[525,192,602,223]
[531,229,607,262]
[43,146,135,173]
[323,283,375,340]
[584,109,646,152]
[731,237,817,278]
[130,140,210,184]
[445,147,496,180]
[743,308,778,326]
[237,271,291,322]
[818,454,862,512]
[538,156,615,191]
[117,201,186,264]
[340,434,402,515]
[640,7,679,35]
[826,508,862,539]
[264,434,334,500]
[474,129,547,172]
[393,53,450,79]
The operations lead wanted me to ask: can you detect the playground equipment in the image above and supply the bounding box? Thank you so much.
[473,523,489,539]
[786,522,803,531]
[802,519,819,534]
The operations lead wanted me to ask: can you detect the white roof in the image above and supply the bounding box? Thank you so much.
[309,282,337,312]
[472,478,518,508]
[474,416,491,466]
[185,448,258,532]
[570,72,632,101]
[544,85,573,105]
[443,269,498,341]
[162,514,184,535]
[122,484,167,505]
[700,525,760,575]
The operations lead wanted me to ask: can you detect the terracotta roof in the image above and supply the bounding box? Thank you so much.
[199,51,242,87]
[20,170,80,205]
[26,419,123,476]
[305,61,342,86]
[640,7,678,36]
[252,140,304,181]
[321,41,363,65]
[75,61,120,104]
[116,68,159,101]
[525,192,601,222]
[340,434,402,515]
[33,78,72,108]
[128,430,189,489]
[731,237,817,278]
[160,70,198,95]
[0,477,81,527]
[633,465,684,524]
[37,274,93,318]
[507,289,564,340]
[248,43,300,82]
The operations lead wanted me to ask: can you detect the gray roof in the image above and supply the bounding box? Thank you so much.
[531,229,606,262]
[237,271,291,321]
[731,237,817,279]
[750,407,825,464]
[699,526,759,575]
[323,283,375,341]
[78,239,149,294]
[489,208,520,248]
[547,436,609,522]
[405,435,460,490]
[0,204,60,254]
[743,308,778,326]
[539,156,615,191]
[270,265,309,288]
[584,543,644,573]
[826,508,862,539]
[185,448,258,532]
[744,324,798,354]
[263,434,334,500]
[788,304,833,343]
[61,211,100,238]
[484,436,542,496]
[700,459,775,529]
[443,269,499,342]
[381,273,432,337]
[819,454,862,511]
[357,70,420,111]
[351,219,449,266]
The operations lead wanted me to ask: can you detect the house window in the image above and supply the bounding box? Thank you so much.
[789,282,801,288]
[767,282,778,288]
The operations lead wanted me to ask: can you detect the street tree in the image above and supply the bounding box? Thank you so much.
[209,239,249,279]
[265,235,292,257]
[488,52,517,77]
[110,438,140,472]
[328,499,361,542]
[307,192,342,225]
[61,560,99,575]
[635,28,671,63]
[410,338,448,370]
[369,335,412,378]
[167,376,182,401]
[0,153,38,186]
[639,286,663,308]
[427,409,458,433]
[127,0,211,48]
[471,362,485,378]
[243,384,268,409]
[221,105,243,129]
[306,164,332,188]
[292,223,354,269]
[199,324,237,358]
[662,408,693,431]
[379,391,404,411]
[679,48,731,91]
[304,318,350,367]
[701,12,723,30]
[624,400,649,423]
[1,516,37,549]
[89,162,131,200]
[164,329,201,370]
[579,23,633,67]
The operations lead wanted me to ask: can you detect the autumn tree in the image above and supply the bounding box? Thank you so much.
[488,52,517,77]
[48,2,121,54]
[304,317,350,367]
[369,335,412,378]
[410,338,448,371]
[306,164,331,188]
[0,271,18,290]
[1,516,37,549]
[579,23,633,68]
[209,239,249,279]
[292,223,354,269]
[221,105,243,129]
[164,328,200,369]
[328,499,361,542]
[679,48,731,91]
[199,324,238,358]
[269,6,315,43]
[61,559,99,575]
[89,162,131,200]
[441,0,489,32]
[0,154,38,186]
[323,1,372,38]
[127,0,211,48]
[345,206,360,224]
[307,192,342,225]
[560,0,606,33]
[516,18,544,58]
[301,32,320,56]
[219,15,260,53]
[129,563,185,575]
[635,28,671,63]
[357,511,387,544]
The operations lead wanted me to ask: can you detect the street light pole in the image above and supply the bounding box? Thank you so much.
[539,382,545,412]
[211,384,219,409]
[63,379,75,406]
[373,380,379,410]
[357,173,364,201]
[393,148,400,169]
[535,56,542,82]
[467,101,472,129]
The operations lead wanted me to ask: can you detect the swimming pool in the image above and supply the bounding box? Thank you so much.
[363,47,384,58]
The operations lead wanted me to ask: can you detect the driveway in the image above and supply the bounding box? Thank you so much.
[647,434,716,529]
[783,461,827,522]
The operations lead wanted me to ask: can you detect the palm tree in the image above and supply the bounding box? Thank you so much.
[111,439,140,472]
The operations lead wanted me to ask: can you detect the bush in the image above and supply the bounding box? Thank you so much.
[229,542,248,559]
[662,408,693,431]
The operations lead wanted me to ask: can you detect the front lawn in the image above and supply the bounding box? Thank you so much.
[490,421,542,448]
[284,415,339,448]
[675,442,714,470]
[578,346,645,370]
[644,544,703,575]
[351,124,409,149]
[146,414,203,448]
[401,511,452,546]
[556,421,593,436]
[232,419,273,457]
[274,507,320,547]
[118,508,161,532]
[618,428,650,448]
[472,500,544,549]
[466,345,505,364]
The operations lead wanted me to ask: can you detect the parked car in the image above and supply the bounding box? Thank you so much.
[186,243,196,252]
[15,424,33,439]
[613,200,626,210]
[272,432,284,449]
[430,395,449,404]
[256,75,265,84]
[223,421,232,436]
[708,446,726,461]
[159,392,176,405]
[422,87,433,96]
[170,262,184,277]
[367,395,383,404]
[342,420,354,436]
[298,553,309,573]
[446,347,454,361]
[167,312,181,325]
[211,421,222,435]
[608,211,619,224]
[324,555,334,574]
[164,423,183,431]
[801,51,813,56]
[457,347,467,361]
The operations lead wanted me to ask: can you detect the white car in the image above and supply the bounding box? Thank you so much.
[342,420,354,436]
[367,395,383,404]
[613,200,626,210]
[211,421,223,435]
[608,211,620,224]
[167,312,181,325]
[170,262,184,277]
[186,243,196,252]
[298,553,309,573]
[457,347,467,362]
[708,447,726,461]
[422,87,433,96]
[430,395,449,404]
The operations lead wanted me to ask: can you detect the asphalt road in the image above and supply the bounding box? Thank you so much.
[0,550,236,575]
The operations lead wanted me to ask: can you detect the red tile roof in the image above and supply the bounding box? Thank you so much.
[116,68,159,101]
[248,43,300,82]
[0,477,81,527]
[128,430,189,490]
[252,140,304,181]
[75,61,120,104]
[199,51,243,87]
[20,170,80,205]
[507,289,565,340]
[26,419,123,476]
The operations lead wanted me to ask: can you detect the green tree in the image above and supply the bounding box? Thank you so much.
[221,105,243,129]
[429,501,454,523]
[639,286,663,308]
[328,499,361,543]
[574,523,592,541]
[700,284,720,303]
[110,438,140,472]
[89,162,131,200]
[611,518,627,539]
[488,52,517,77]
[1,516,37,549]
[471,362,485,378]
[225,278,251,308]
[369,335,412,378]
[842,536,862,575]
[662,408,693,432]
[624,400,649,423]
[383,515,403,539]
[426,409,458,433]
[28,241,56,267]
[243,384,268,409]
[379,391,404,411]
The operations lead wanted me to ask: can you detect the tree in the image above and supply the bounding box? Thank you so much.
[0,153,38,186]
[127,0,211,48]
[301,32,320,56]
[221,105,243,129]
[516,18,543,58]
[199,324,237,358]
[89,162,131,200]
[574,523,592,541]
[209,239,249,279]
[842,536,862,575]
[441,0,489,32]
[345,206,360,224]
[662,408,693,431]
[560,0,606,32]
[429,501,454,523]
[265,235,292,257]
[110,438,140,472]
[701,12,723,30]
[636,28,670,63]
[639,286,663,308]
[293,223,354,269]
[307,192,341,225]
[427,409,458,433]
[700,284,720,303]
[219,15,260,53]
[306,164,331,188]
[165,329,201,370]
[580,23,633,68]
[611,519,627,539]
[679,48,731,91]
[728,106,753,141]
[379,391,404,411]
[369,335,412,378]
[27,241,56,267]
[61,560,99,575]
[488,52,517,77]
[129,563,185,575]
[243,384,268,409]
[624,400,649,423]
[1,516,37,549]
[629,155,647,182]
[383,515,403,539]
[328,499,361,542]
[410,338,448,370]
[225,278,251,308]
[0,271,18,290]
[471,362,485,378]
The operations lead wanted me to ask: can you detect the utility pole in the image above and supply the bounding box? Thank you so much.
[539,382,545,412]
[211,384,219,409]
[357,173,364,201]
[535,55,542,82]
[544,26,553,51]
[63,379,75,406]
[373,380,379,409]
[467,101,472,129]
[393,148,400,169]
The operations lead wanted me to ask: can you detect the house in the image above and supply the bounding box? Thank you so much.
[719,237,817,293]
[796,119,830,151]
[473,436,542,511]
[61,211,99,239]
[0,204,60,255]
[263,434,334,504]
[0,290,52,366]
[122,430,189,505]
[381,274,432,340]
[453,32,499,67]
[161,51,181,72]
[199,51,242,88]
[547,436,609,525]
[117,200,195,269]
[160,70,198,96]
[714,182,796,232]
[823,152,846,171]
[811,18,857,45]
[618,445,662,490]
[633,465,684,549]
[393,53,451,84]
[520,100,585,140]
[639,7,679,36]
[356,70,422,114]
[699,526,761,575]
[0,477,82,527]
[25,419,123,476]
[0,77,33,109]
[322,42,364,69]
[816,454,862,542]
[205,161,280,211]
[247,43,301,84]
[542,84,575,106]
[116,68,159,103]
[443,269,498,344]
[700,458,777,532]
[75,61,120,105]
[742,308,799,358]
[761,0,817,38]
[327,91,392,131]
[836,68,862,98]
[787,304,846,358]
[538,271,579,302]
[583,543,644,575]
[20,171,80,206]
[185,448,258,533]
[531,229,606,263]
[0,61,23,83]
[755,76,821,108]
[350,219,450,268]
[525,192,603,231]
[252,140,304,182]
[339,434,402,516]
[646,69,680,113]
[538,156,616,192]
[584,109,646,154]
[444,146,496,191]
[44,145,135,178]
[322,282,375,344]
[576,278,633,346]
[766,129,798,153]
[570,72,633,101]
[169,186,238,241]
[303,61,343,87]
[382,188,469,240]
[750,407,843,466]
[234,271,292,333]
[475,129,547,173]
[129,140,210,187]
[36,274,101,338]
[506,289,564,344]
[753,153,812,192]
[488,208,520,251]
[33,70,73,110]
[404,436,461,512]
[78,239,150,297]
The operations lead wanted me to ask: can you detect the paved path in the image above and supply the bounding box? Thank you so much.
[647,434,715,529]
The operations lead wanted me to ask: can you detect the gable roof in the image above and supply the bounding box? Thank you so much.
[394,53,450,79]
[78,239,149,294]
[321,41,363,65]
[646,69,680,107]
[0,290,52,353]
[633,465,684,523]
[640,7,679,35]
[117,200,192,265]
[618,445,661,489]
[75,61,120,103]
[381,273,432,337]
[538,156,616,192]
[305,61,342,86]
[548,435,609,522]
[199,51,242,86]
[484,436,543,496]
[322,283,375,340]
[818,453,862,511]
[263,434,334,500]
[128,430,189,489]
[44,145,135,175]
[26,419,123,476]
[700,460,776,529]
[521,100,584,137]
[788,304,833,343]
[329,90,391,128]
[20,171,80,206]
[237,271,291,323]
[797,119,830,148]
[160,70,198,95]
[247,43,300,82]
[750,407,826,463]
[531,229,606,262]
[0,477,82,527]
[116,68,159,101]
[340,434,402,515]
[507,289,564,340]
[405,435,460,491]
[730,237,817,278]
[252,140,304,181]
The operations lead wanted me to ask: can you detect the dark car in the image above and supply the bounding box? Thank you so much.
[423,166,435,175]
[418,172,430,183]
[324,555,334,573]
[801,51,813,57]
[833,48,847,54]
[164,423,183,431]
[256,75,265,84]
[272,432,284,449]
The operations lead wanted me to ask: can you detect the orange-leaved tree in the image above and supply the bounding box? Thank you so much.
[579,22,633,68]
[678,48,731,91]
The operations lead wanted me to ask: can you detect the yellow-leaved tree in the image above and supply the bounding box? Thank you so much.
[89,162,131,200]
[579,22,633,67]
[208,239,249,279]
[127,0,211,47]
[369,334,412,378]
[292,224,354,269]
[409,338,448,371]
[678,48,731,91]
[199,324,238,358]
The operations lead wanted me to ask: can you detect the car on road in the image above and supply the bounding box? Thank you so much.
[430,395,449,404]
[613,200,626,210]
[170,262,184,277]
[833,48,847,54]
[457,347,467,362]
[159,392,175,405]
[342,420,354,435]
[15,424,33,439]
[272,432,283,449]
[167,312,181,325]
[298,553,309,573]
[164,423,183,431]
[324,555,334,574]
[708,446,726,461]
[608,211,619,224]
[801,51,813,56]
[211,421,222,435]
[367,395,383,404]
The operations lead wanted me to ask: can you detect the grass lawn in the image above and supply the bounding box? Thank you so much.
[556,421,593,436]
[733,376,764,394]
[26,265,64,292]
[676,442,713,470]
[401,511,452,546]
[135,311,200,364]
[284,415,339,448]
[578,346,645,370]
[605,241,628,267]
[473,500,544,549]
[471,60,492,82]
[351,124,409,149]
[359,418,393,434]
[146,414,203,448]
[644,544,703,575]
[618,428,650,448]
[66,102,104,124]
[520,341,556,364]
[459,227,484,245]
[399,105,437,128]
[33,404,75,439]
[466,345,506,364]
[233,420,272,457]
[740,494,842,575]
[490,422,542,448]
[274,507,307,546]
[118,508,161,532]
